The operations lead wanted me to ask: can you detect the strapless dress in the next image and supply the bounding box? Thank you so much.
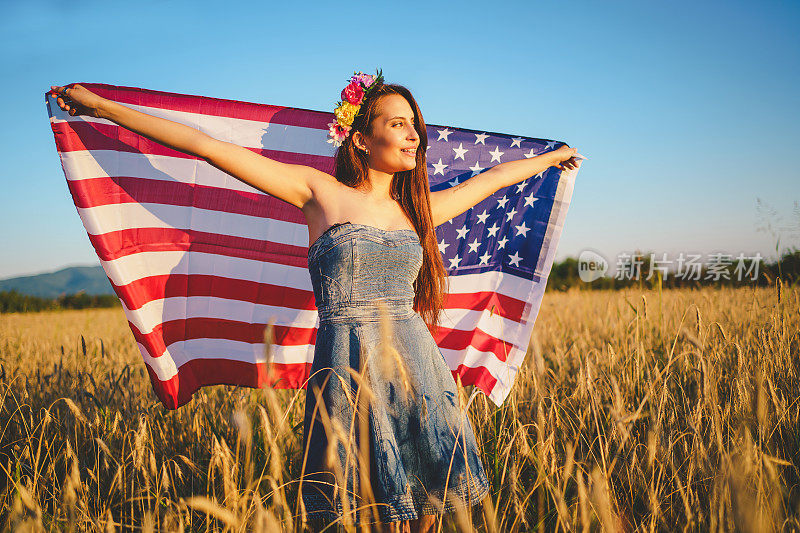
[301,222,490,524]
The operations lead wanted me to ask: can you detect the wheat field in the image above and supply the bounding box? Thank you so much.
[1,284,798,532]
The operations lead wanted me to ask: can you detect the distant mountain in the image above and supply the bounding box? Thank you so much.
[0,265,114,298]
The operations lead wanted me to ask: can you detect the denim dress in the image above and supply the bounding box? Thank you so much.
[301,222,490,524]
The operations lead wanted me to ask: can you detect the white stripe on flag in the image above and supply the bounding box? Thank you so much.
[101,252,311,287]
[78,203,304,243]
[123,297,320,332]
[60,150,267,193]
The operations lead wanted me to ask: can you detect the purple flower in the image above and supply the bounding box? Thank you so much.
[350,72,375,89]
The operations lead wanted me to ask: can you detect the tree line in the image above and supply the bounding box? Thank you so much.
[545,248,800,291]
[0,290,120,313]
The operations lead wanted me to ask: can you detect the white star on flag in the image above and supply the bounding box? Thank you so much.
[438,239,450,254]
[523,148,537,159]
[456,225,469,239]
[448,177,459,187]
[486,223,499,237]
[515,221,530,237]
[505,207,517,222]
[516,180,527,193]
[510,137,523,148]
[524,193,537,207]
[452,143,468,160]
[432,158,448,175]
[508,252,522,267]
[437,128,453,141]
[474,132,489,145]
[489,146,504,163]
[496,196,508,209]
[479,252,492,265]
[468,238,481,253]
[545,141,557,149]
[449,255,462,269]
[469,161,484,176]
[476,210,489,224]
[497,236,509,249]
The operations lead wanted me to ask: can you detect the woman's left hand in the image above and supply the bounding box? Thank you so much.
[555,155,580,171]
[549,145,579,171]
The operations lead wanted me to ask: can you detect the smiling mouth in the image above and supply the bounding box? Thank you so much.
[401,148,417,156]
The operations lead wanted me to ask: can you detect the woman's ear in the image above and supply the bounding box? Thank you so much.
[352,131,368,153]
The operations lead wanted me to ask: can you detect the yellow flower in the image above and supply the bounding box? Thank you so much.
[334,102,359,127]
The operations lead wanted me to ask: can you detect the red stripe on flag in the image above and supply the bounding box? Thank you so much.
[113,273,316,312]
[452,365,498,397]
[80,83,333,129]
[130,318,316,360]
[436,326,515,362]
[443,291,525,323]
[145,358,312,409]
[67,176,305,223]
[87,228,309,265]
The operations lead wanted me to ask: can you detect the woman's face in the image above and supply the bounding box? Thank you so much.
[361,94,420,174]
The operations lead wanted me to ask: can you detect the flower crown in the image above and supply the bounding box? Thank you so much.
[327,69,385,148]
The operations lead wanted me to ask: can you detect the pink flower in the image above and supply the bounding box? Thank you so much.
[340,82,365,105]
[327,120,351,147]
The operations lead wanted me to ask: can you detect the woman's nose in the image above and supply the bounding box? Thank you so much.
[407,126,419,141]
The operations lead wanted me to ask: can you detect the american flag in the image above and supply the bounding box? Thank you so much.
[45,83,581,409]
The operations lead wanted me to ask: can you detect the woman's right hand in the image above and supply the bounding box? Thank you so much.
[49,84,105,119]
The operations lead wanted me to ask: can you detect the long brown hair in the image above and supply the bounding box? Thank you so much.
[333,83,448,333]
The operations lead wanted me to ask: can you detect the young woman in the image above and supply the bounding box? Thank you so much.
[50,74,578,532]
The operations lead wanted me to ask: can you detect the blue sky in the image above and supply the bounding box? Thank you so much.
[1,0,798,279]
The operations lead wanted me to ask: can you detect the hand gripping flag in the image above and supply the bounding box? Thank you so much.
[45,84,582,409]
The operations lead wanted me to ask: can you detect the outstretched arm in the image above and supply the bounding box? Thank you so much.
[49,84,324,209]
[429,145,579,226]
